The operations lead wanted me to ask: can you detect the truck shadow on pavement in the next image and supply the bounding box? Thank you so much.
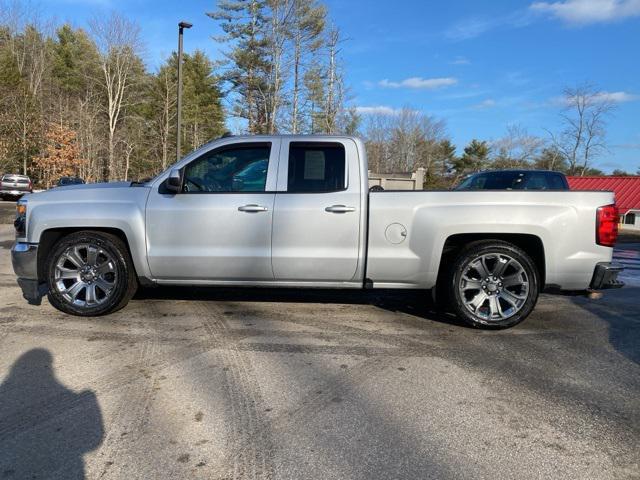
[134,286,470,328]
[0,349,104,480]
[570,287,640,365]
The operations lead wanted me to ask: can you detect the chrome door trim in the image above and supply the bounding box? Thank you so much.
[238,204,269,212]
[325,205,356,213]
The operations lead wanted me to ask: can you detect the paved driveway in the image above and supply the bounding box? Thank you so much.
[0,211,638,479]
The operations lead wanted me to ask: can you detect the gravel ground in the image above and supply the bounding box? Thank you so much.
[0,203,638,480]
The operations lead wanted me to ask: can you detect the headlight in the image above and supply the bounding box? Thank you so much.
[14,200,27,236]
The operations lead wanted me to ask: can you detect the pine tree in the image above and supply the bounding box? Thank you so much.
[182,51,226,150]
[438,140,457,176]
[51,25,99,98]
[303,61,325,133]
[147,58,177,170]
[207,0,270,133]
[49,24,102,181]
[452,139,489,180]
[534,146,569,172]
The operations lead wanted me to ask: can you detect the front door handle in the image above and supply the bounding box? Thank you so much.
[238,204,268,212]
[325,205,356,213]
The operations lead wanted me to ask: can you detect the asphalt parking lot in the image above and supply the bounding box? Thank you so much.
[0,201,638,480]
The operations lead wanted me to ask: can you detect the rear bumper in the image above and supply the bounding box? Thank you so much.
[1,189,30,197]
[589,262,624,290]
[11,242,46,305]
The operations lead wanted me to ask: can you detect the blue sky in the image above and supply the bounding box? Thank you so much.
[39,0,640,172]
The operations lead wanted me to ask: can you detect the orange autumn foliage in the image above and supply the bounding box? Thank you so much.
[32,123,87,188]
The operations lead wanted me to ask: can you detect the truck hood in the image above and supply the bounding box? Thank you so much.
[24,181,149,203]
[52,181,133,192]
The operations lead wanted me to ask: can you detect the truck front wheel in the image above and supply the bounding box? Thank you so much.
[449,240,539,329]
[46,231,137,316]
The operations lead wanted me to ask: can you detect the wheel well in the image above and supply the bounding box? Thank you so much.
[438,233,546,287]
[37,227,133,282]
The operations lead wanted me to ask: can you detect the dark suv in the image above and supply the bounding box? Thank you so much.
[56,176,85,187]
[0,174,33,200]
[455,170,569,191]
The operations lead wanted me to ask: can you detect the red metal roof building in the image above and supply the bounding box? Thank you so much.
[567,176,640,215]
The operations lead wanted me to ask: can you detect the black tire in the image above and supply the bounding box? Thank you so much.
[448,240,539,329]
[46,231,138,316]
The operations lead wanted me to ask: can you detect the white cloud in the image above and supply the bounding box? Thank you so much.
[530,0,640,25]
[355,106,402,116]
[446,1,639,41]
[594,91,639,102]
[445,17,496,40]
[439,89,489,100]
[552,91,638,105]
[473,99,497,109]
[355,106,423,116]
[445,11,534,40]
[612,143,640,149]
[450,56,471,65]
[46,0,112,5]
[378,77,458,89]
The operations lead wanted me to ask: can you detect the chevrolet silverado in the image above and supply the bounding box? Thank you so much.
[11,135,624,328]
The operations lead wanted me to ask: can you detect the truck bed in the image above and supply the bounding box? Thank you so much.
[366,190,615,290]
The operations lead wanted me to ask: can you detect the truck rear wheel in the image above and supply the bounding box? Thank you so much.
[46,231,137,316]
[448,240,539,329]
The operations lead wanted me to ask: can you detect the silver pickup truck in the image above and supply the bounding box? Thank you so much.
[11,135,624,328]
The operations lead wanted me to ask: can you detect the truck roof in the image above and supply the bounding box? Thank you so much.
[213,134,361,141]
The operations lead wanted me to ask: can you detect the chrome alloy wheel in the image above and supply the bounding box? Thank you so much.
[458,253,529,322]
[53,243,117,308]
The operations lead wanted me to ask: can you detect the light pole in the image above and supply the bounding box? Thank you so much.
[176,21,192,161]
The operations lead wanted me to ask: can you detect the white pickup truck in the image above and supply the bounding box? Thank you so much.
[12,135,623,328]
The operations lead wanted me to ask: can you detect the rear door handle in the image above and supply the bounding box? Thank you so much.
[238,204,268,212]
[325,205,356,213]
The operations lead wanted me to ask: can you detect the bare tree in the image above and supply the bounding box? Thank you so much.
[0,2,51,174]
[324,27,340,133]
[262,0,294,134]
[150,63,176,170]
[362,107,447,174]
[549,84,615,176]
[362,113,393,172]
[492,124,544,168]
[90,13,142,181]
[1,2,50,97]
[289,0,325,133]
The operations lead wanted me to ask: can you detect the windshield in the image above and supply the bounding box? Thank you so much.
[58,177,83,186]
[456,172,566,190]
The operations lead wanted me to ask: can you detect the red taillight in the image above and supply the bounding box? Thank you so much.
[596,204,618,247]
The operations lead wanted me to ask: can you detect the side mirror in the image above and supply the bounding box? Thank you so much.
[165,168,183,193]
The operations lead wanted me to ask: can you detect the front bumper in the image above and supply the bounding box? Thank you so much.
[11,242,46,305]
[12,242,38,279]
[589,262,624,290]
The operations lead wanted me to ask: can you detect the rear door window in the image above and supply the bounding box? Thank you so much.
[523,173,567,190]
[287,143,346,193]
